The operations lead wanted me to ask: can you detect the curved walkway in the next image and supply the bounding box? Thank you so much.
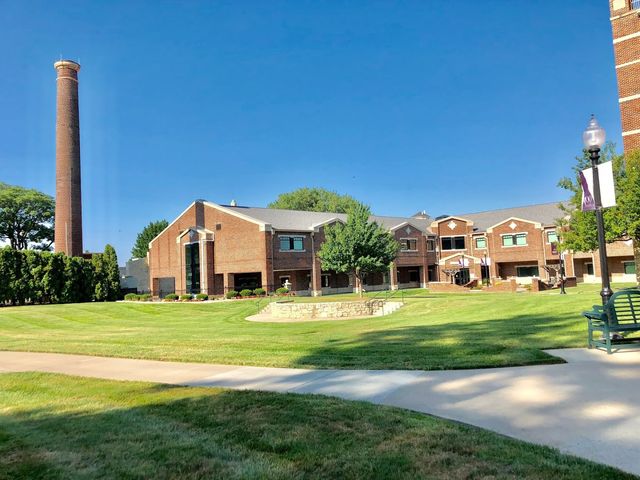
[1,348,639,476]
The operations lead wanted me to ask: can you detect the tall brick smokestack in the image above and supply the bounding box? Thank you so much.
[54,60,83,257]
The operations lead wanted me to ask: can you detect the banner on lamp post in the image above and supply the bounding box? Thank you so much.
[580,160,616,211]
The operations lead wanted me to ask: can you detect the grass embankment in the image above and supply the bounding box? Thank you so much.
[0,373,632,480]
[0,284,634,370]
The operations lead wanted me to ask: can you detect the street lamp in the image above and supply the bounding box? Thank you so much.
[582,115,613,304]
[559,252,566,295]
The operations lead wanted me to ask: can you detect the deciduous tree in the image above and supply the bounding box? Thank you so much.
[317,204,398,297]
[558,143,640,284]
[268,188,362,213]
[0,183,55,250]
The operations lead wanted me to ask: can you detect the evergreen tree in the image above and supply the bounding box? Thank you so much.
[43,252,67,304]
[92,253,107,301]
[131,220,168,259]
[62,256,86,303]
[25,249,47,304]
[104,244,121,301]
[318,203,399,297]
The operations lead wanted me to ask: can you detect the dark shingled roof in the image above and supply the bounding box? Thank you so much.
[221,205,435,234]
[453,201,568,232]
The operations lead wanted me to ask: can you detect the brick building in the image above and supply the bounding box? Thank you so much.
[610,0,640,152]
[433,203,636,286]
[147,200,636,297]
[148,201,436,297]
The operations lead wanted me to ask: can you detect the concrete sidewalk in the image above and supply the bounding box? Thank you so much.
[1,349,639,476]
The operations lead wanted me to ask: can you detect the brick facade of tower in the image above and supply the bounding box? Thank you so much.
[54,60,83,257]
[610,0,640,152]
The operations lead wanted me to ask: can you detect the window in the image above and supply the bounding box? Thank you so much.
[279,236,304,251]
[442,236,465,250]
[184,243,200,293]
[475,237,487,249]
[547,231,558,244]
[427,239,436,251]
[633,0,640,10]
[502,233,527,247]
[586,263,594,275]
[624,261,636,275]
[400,238,418,251]
[516,265,539,277]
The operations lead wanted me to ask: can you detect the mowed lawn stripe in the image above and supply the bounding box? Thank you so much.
[0,284,632,370]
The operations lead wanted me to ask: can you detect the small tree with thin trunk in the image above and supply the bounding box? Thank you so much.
[318,204,398,298]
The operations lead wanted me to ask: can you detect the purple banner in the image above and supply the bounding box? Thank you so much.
[580,170,596,212]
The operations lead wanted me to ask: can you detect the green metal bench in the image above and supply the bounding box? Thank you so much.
[583,288,640,354]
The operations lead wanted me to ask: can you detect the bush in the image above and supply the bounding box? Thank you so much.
[139,293,152,301]
[225,290,239,299]
[253,288,266,296]
[124,293,138,301]
[275,287,289,296]
[195,293,209,301]
[179,294,192,301]
[239,289,253,297]
[164,293,179,301]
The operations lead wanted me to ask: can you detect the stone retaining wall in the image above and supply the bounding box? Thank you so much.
[428,282,471,293]
[268,300,387,319]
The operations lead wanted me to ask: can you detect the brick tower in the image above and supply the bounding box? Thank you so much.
[54,60,83,257]
[610,1,640,152]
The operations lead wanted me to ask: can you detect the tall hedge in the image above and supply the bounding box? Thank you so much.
[0,245,120,306]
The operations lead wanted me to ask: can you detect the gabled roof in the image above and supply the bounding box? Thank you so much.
[452,202,568,232]
[221,205,434,234]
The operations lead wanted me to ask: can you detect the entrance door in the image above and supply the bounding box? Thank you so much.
[456,268,470,285]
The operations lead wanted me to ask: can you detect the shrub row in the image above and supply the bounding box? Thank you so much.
[0,245,120,306]
[225,287,285,299]
[160,293,214,302]
[124,293,152,302]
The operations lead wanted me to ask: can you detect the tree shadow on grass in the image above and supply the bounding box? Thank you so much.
[0,373,632,480]
[292,312,584,370]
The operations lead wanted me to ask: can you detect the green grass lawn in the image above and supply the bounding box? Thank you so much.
[0,372,632,480]
[0,283,635,370]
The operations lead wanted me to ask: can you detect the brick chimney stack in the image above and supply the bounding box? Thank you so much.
[610,1,640,152]
[54,60,83,256]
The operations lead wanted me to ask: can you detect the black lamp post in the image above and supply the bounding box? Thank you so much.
[582,115,613,305]
[559,253,566,295]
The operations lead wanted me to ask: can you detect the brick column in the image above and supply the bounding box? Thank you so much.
[389,263,398,290]
[420,266,428,288]
[224,273,235,293]
[310,233,322,296]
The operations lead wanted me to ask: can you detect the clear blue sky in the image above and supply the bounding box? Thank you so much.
[0,1,621,262]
